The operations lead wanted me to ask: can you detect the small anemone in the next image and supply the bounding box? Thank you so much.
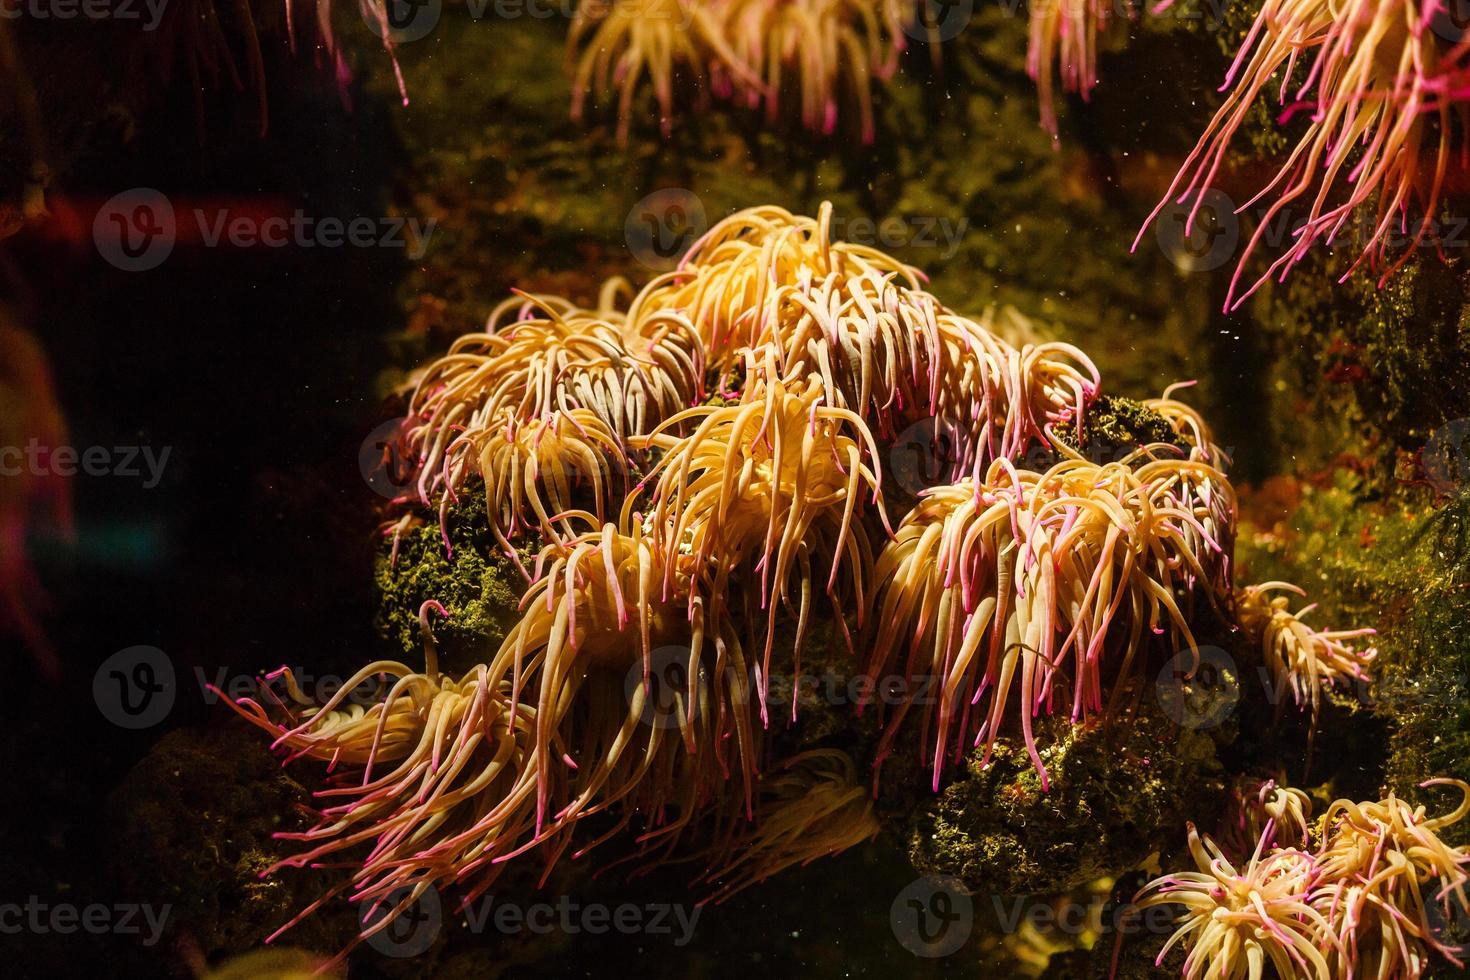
[224,515,763,968]
[1236,580,1377,726]
[1313,779,1470,976]
[1027,0,1113,139]
[630,201,926,373]
[1133,780,1470,980]
[1134,822,1337,980]
[568,0,764,144]
[567,0,912,143]
[403,285,705,556]
[720,0,909,143]
[1219,775,1315,859]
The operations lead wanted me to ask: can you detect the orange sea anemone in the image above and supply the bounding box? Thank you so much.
[867,450,1233,790]
[1237,580,1377,725]
[631,354,887,721]
[1135,0,1470,310]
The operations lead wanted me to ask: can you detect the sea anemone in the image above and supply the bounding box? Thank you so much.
[1135,0,1470,311]
[226,516,763,965]
[230,202,1297,964]
[567,0,915,143]
[1133,822,1336,979]
[221,605,542,968]
[1134,779,1470,979]
[1312,779,1470,977]
[568,0,762,144]
[632,202,1099,478]
[1027,0,1112,139]
[409,286,702,453]
[866,451,1234,790]
[461,408,628,554]
[629,202,925,374]
[1220,776,1315,859]
[720,0,909,143]
[1236,580,1377,724]
[404,288,705,552]
[773,267,1100,462]
[696,748,879,902]
[631,354,887,721]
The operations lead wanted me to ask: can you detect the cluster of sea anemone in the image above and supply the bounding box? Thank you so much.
[565,0,1145,144]
[226,202,1381,966]
[1134,778,1470,979]
[569,0,911,143]
[1137,0,1470,310]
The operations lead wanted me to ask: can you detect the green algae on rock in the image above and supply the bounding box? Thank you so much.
[107,727,357,964]
[374,484,528,664]
[905,702,1225,898]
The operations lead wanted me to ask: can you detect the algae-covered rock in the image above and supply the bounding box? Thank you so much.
[373,486,529,667]
[106,726,360,967]
[1238,477,1470,844]
[906,701,1225,897]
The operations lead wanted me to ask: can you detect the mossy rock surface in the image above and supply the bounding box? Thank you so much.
[906,702,1225,897]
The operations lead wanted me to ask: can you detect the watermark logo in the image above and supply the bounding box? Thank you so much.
[891,875,973,958]
[465,896,700,944]
[1155,189,1239,273]
[1431,0,1470,43]
[990,893,1182,938]
[1424,418,1470,494]
[828,213,969,258]
[905,0,974,43]
[199,665,396,710]
[888,416,964,497]
[625,644,743,729]
[1155,645,1239,729]
[626,189,706,272]
[363,0,442,43]
[93,189,437,271]
[94,645,175,729]
[363,885,442,959]
[93,188,176,272]
[361,417,417,500]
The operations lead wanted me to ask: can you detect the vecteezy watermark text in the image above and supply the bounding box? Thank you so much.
[94,188,438,272]
[0,0,169,30]
[990,894,1178,938]
[465,896,700,945]
[363,885,701,958]
[0,897,170,947]
[0,440,170,489]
